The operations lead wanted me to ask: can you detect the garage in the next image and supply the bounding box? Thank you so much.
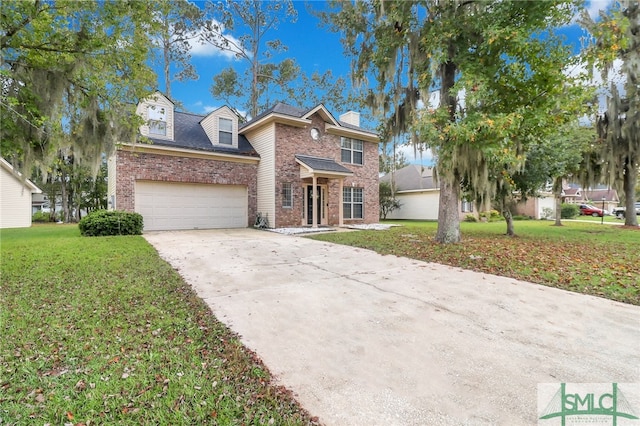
[135,181,248,231]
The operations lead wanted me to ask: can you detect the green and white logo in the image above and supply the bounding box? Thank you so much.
[539,383,639,425]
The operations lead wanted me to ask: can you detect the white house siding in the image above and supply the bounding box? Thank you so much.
[200,106,239,148]
[386,190,440,221]
[107,153,117,210]
[243,124,276,226]
[515,192,556,219]
[136,93,174,141]
[1,161,41,228]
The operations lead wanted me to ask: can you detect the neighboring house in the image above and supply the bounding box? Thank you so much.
[108,92,379,231]
[561,186,619,213]
[0,158,42,228]
[513,192,556,219]
[379,164,473,220]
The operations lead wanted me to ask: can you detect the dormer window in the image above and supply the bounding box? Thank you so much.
[219,117,233,145]
[148,105,167,136]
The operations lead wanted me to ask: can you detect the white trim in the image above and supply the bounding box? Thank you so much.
[240,113,311,134]
[118,143,259,164]
[302,104,339,125]
[324,124,378,143]
[0,158,42,193]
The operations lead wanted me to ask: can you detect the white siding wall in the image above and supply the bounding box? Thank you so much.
[201,107,239,148]
[136,93,174,140]
[243,124,275,223]
[537,194,556,219]
[107,153,117,210]
[1,165,35,228]
[386,190,440,221]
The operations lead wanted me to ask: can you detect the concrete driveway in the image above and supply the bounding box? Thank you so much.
[144,228,639,425]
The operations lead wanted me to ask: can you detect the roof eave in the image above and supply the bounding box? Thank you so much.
[324,124,378,143]
[118,143,260,163]
[240,113,311,134]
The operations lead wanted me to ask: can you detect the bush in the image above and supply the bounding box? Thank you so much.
[78,210,143,236]
[513,215,532,221]
[479,209,503,222]
[561,203,579,219]
[32,211,51,223]
[464,214,478,222]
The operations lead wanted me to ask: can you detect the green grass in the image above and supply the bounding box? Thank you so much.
[310,220,640,305]
[1,225,316,425]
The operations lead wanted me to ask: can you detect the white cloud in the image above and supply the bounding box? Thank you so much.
[397,143,435,166]
[202,105,217,113]
[585,0,614,21]
[189,19,245,60]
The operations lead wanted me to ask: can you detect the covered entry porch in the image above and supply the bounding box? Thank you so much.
[295,155,353,228]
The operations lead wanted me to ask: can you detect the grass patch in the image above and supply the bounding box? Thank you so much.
[310,220,640,305]
[1,225,317,425]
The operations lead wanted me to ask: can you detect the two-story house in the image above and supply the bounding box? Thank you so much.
[107,92,379,231]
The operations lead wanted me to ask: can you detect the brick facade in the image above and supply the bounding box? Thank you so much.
[272,114,379,228]
[115,150,258,226]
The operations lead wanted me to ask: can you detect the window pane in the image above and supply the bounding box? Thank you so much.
[282,183,292,208]
[353,203,363,219]
[353,140,363,151]
[219,131,232,145]
[353,151,363,165]
[353,188,363,202]
[149,120,166,136]
[148,106,166,121]
[219,117,233,132]
[341,137,351,149]
[343,188,351,203]
[341,149,351,163]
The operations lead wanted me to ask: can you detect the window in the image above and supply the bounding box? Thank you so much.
[461,200,474,213]
[148,105,167,136]
[219,117,233,145]
[343,187,363,219]
[341,137,364,165]
[282,182,292,208]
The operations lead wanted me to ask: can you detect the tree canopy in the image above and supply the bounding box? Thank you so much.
[325,0,588,242]
[1,0,157,172]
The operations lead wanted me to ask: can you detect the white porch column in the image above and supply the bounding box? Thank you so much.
[338,178,344,227]
[312,175,318,228]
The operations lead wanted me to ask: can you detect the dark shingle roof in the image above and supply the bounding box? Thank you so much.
[380,164,436,191]
[147,111,258,157]
[240,102,377,136]
[295,155,353,174]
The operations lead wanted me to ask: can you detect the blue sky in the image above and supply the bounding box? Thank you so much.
[158,0,615,164]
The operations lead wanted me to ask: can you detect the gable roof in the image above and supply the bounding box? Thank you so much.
[1,158,42,193]
[295,155,353,175]
[380,164,436,192]
[147,110,258,157]
[240,102,377,139]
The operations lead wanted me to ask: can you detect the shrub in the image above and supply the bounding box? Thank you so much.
[32,211,51,223]
[541,207,554,220]
[464,214,478,222]
[561,203,579,219]
[479,209,503,222]
[513,215,532,221]
[78,210,143,236]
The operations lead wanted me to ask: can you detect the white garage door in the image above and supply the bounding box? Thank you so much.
[135,181,248,231]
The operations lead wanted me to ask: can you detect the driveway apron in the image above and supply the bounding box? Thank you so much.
[144,228,640,425]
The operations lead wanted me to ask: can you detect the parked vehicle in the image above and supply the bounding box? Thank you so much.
[578,204,607,217]
[611,202,640,219]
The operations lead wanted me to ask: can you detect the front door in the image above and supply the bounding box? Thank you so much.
[305,185,326,225]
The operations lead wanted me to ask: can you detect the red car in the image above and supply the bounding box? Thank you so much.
[579,204,607,217]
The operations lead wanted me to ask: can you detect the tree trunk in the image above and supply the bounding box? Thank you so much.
[435,51,461,244]
[61,169,70,223]
[435,176,461,243]
[553,177,563,226]
[623,157,638,226]
[504,208,515,236]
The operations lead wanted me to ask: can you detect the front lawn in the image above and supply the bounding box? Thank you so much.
[0,225,316,425]
[310,220,640,305]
